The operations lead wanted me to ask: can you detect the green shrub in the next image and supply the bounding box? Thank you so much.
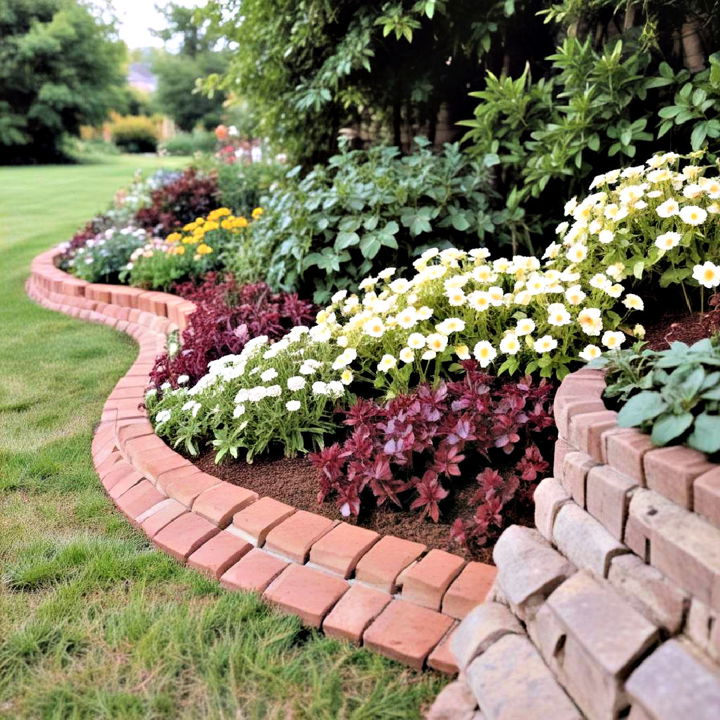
[215,161,285,216]
[66,227,150,283]
[160,130,217,156]
[597,337,720,455]
[111,116,158,153]
[226,139,496,303]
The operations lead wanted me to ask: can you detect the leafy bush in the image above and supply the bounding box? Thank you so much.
[546,151,720,311]
[125,208,253,290]
[111,116,158,153]
[65,227,153,283]
[160,131,217,156]
[230,139,496,302]
[598,337,720,455]
[214,161,285,216]
[146,330,347,461]
[310,363,555,548]
[135,168,220,234]
[149,275,315,389]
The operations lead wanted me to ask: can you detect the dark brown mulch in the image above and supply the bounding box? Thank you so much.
[193,450,536,562]
[641,293,720,350]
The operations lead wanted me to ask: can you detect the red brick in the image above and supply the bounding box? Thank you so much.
[115,419,154,449]
[110,285,141,308]
[95,444,122,473]
[232,497,295,545]
[220,548,288,593]
[192,482,258,526]
[133,448,191,485]
[400,549,466,610]
[561,450,598,507]
[604,429,656,483]
[363,600,454,670]
[164,470,220,506]
[586,464,638,540]
[322,584,392,643]
[96,452,124,482]
[187,531,252,578]
[107,466,144,498]
[142,500,188,538]
[153,513,220,561]
[695,467,720,528]
[86,283,113,304]
[354,536,426,593]
[569,410,618,463]
[427,625,459,674]
[309,523,380,578]
[124,434,168,464]
[554,397,606,440]
[115,480,165,524]
[553,438,574,479]
[264,510,335,563]
[442,562,497,619]
[644,445,715,509]
[263,564,348,627]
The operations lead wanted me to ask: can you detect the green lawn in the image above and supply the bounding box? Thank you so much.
[0,156,443,719]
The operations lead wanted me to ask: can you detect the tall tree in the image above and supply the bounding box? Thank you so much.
[0,0,126,164]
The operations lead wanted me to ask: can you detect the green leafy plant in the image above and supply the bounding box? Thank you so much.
[67,227,151,283]
[111,115,159,154]
[597,336,720,454]
[228,139,496,302]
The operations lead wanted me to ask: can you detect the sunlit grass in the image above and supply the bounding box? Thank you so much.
[0,155,444,719]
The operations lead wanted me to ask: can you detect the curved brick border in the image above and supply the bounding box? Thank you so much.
[26,247,498,675]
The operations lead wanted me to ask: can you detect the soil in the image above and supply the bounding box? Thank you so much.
[194,450,536,562]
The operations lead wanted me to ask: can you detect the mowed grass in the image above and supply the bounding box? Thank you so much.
[0,156,444,719]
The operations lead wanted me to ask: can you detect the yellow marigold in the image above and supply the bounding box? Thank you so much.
[170,245,185,255]
[210,207,231,219]
[192,226,205,237]
[166,232,182,244]
[252,207,264,219]
[183,221,197,232]
[221,218,235,230]
[181,234,196,244]
[196,243,213,255]
[203,220,220,232]
[234,216,249,228]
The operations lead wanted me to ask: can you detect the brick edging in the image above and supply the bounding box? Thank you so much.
[25,247,498,674]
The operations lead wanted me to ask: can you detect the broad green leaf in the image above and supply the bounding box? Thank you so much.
[688,413,720,454]
[617,391,668,427]
[651,412,694,446]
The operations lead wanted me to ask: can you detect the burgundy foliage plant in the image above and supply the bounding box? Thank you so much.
[149,273,316,390]
[310,361,556,548]
[135,168,220,235]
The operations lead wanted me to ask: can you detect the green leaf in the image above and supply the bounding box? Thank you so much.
[334,231,359,250]
[359,234,381,259]
[651,412,694,446]
[688,413,720,454]
[617,391,668,427]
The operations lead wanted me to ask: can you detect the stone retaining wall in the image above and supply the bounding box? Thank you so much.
[26,247,498,676]
[429,369,720,719]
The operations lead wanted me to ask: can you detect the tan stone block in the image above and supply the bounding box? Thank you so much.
[534,477,571,541]
[644,445,715,509]
[585,464,638,540]
[561,451,597,508]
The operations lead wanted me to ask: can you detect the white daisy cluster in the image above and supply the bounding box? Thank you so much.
[549,151,720,292]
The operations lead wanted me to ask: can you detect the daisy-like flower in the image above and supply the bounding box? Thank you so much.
[602,330,625,349]
[633,324,646,339]
[565,284,586,306]
[654,231,681,250]
[547,302,571,326]
[340,369,353,384]
[395,307,418,329]
[516,318,535,336]
[233,404,246,418]
[407,332,426,349]
[389,278,410,294]
[623,294,644,311]
[472,265,496,283]
[534,335,558,353]
[421,350,437,361]
[578,308,603,336]
[426,333,448,353]
[598,229,614,244]
[260,368,278,382]
[566,243,588,263]
[499,333,520,355]
[155,409,171,424]
[700,177,720,199]
[363,316,385,337]
[467,291,491,312]
[446,289,467,306]
[286,400,301,412]
[377,354,397,372]
[399,347,414,364]
[287,376,306,391]
[656,198,680,218]
[417,306,433,321]
[473,340,497,368]
[454,344,471,360]
[679,205,707,225]
[378,267,396,280]
[579,344,601,361]
[692,261,720,288]
[436,318,466,335]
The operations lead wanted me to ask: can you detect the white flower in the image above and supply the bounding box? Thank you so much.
[417,306,433,320]
[287,376,306,391]
[340,369,353,384]
[426,333,449,353]
[633,324,646,339]
[299,359,322,375]
[534,335,558,353]
[566,243,588,263]
[499,334,520,355]
[467,291,491,312]
[378,267,396,280]
[679,205,707,225]
[446,289,466,306]
[389,278,410,294]
[399,347,414,364]
[654,231,681,250]
[598,229,614,244]
[606,283,624,299]
[312,381,328,395]
[378,354,397,372]
[176,374,189,385]
[331,289,348,303]
[473,341,497,368]
[395,307,418,329]
[454,344,471,360]
[286,400,301,412]
[436,318,466,335]
[555,221,569,235]
[155,409,171,424]
[145,388,157,399]
[363,316,385,337]
[516,318,535,336]
[233,404,246,418]
[260,368,278,382]
[564,197,578,215]
[692,261,720,288]
[565,284,586,306]
[602,331,625,349]
[421,349,437,361]
[579,344,601,361]
[578,308,603,336]
[623,294,644,311]
[331,348,357,370]
[407,332,426,349]
[547,302,571,326]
